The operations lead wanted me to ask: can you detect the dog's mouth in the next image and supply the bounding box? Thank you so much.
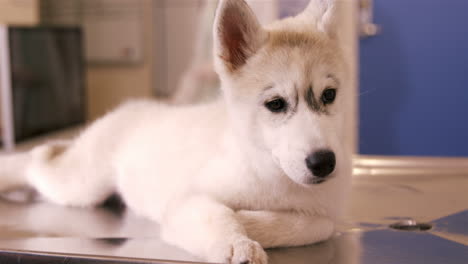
[307,176,335,185]
[311,178,327,185]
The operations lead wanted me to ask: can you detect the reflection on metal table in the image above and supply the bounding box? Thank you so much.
[0,155,467,263]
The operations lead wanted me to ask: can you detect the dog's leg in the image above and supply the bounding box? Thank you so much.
[161,196,268,264]
[0,140,114,207]
[237,210,335,249]
[0,152,31,191]
[27,141,115,207]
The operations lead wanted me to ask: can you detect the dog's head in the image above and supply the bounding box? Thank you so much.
[214,0,349,186]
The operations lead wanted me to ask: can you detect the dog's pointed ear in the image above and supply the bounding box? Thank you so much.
[214,0,267,73]
[302,0,340,38]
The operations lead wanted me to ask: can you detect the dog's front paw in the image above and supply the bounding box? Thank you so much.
[209,238,267,264]
[211,239,266,264]
[230,239,267,264]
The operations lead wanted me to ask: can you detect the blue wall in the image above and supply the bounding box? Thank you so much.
[359,0,468,157]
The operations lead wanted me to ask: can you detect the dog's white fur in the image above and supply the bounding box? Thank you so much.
[0,1,351,263]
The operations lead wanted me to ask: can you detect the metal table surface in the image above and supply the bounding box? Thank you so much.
[0,155,467,264]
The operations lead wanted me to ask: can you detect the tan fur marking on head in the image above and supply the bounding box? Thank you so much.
[268,31,321,49]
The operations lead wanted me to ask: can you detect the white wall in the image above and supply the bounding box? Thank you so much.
[85,0,156,120]
[0,0,39,25]
[152,0,201,97]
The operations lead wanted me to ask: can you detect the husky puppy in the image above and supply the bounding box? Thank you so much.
[0,0,351,263]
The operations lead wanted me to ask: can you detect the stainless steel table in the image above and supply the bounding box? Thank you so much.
[1,156,467,264]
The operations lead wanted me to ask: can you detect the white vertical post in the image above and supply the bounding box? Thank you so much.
[338,0,359,154]
[0,25,15,152]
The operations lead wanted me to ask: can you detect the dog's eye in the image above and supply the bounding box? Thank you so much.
[265,98,287,113]
[321,89,336,105]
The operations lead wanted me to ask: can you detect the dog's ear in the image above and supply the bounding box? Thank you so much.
[214,0,267,73]
[301,0,340,38]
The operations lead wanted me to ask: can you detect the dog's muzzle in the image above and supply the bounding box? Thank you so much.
[305,150,336,184]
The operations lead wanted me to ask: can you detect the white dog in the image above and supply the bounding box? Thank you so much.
[0,0,351,263]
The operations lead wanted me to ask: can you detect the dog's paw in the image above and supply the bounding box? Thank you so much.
[228,239,268,264]
[209,238,267,264]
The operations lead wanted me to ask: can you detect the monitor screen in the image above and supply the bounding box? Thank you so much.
[8,27,85,141]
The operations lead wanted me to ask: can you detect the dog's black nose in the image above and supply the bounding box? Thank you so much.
[306,150,336,178]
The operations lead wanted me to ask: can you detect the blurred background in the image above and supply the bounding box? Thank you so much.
[0,0,466,157]
[358,0,467,157]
